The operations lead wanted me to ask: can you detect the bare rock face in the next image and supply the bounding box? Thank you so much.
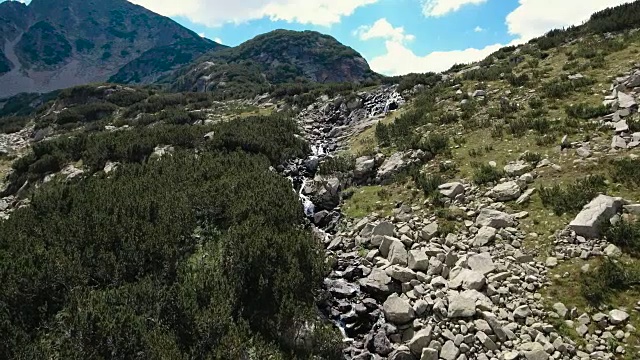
[569,195,623,238]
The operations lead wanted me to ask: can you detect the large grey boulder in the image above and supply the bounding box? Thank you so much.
[388,240,408,266]
[440,340,459,360]
[467,252,496,275]
[476,209,515,229]
[421,222,439,240]
[377,152,408,183]
[310,175,341,210]
[449,269,486,291]
[354,156,376,181]
[609,309,629,324]
[617,91,637,109]
[359,268,393,296]
[383,294,415,324]
[439,182,465,198]
[408,326,432,356]
[408,249,430,271]
[373,221,395,237]
[473,226,497,246]
[568,195,623,238]
[504,161,532,176]
[486,181,521,202]
[447,292,477,318]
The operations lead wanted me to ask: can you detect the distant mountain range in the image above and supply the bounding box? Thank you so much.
[0,0,377,99]
[0,0,223,98]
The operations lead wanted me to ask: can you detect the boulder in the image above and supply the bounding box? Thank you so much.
[450,269,486,291]
[383,294,416,324]
[609,309,629,325]
[439,182,465,198]
[568,195,623,238]
[440,340,459,360]
[604,244,622,257]
[421,222,439,240]
[472,89,486,97]
[354,156,376,181]
[359,268,394,296]
[617,92,637,109]
[467,252,496,275]
[386,265,416,282]
[482,311,507,342]
[612,135,628,149]
[377,152,408,183]
[408,249,430,271]
[447,292,477,318]
[372,330,393,355]
[504,161,532,176]
[487,181,521,202]
[420,348,438,360]
[373,221,395,237]
[473,226,497,246]
[476,209,515,229]
[408,326,432,356]
[310,175,341,210]
[388,240,408,266]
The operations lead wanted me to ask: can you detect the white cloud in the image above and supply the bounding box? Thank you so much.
[214,37,223,44]
[354,18,415,43]
[474,26,484,33]
[371,0,634,75]
[421,0,488,17]
[199,32,206,38]
[129,0,378,27]
[506,0,635,41]
[369,40,513,75]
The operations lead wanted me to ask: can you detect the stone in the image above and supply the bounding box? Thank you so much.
[516,188,536,205]
[576,324,589,336]
[373,221,395,237]
[475,209,515,229]
[569,195,624,238]
[545,257,558,268]
[576,147,592,158]
[482,311,507,342]
[475,331,498,351]
[617,91,637,109]
[609,309,629,325]
[487,181,522,202]
[514,305,532,319]
[354,156,376,181]
[325,278,358,298]
[388,240,408,266]
[373,330,393,355]
[408,249,430,271]
[504,161,532,176]
[359,268,393,295]
[612,135,627,149]
[604,244,622,257]
[472,89,486,97]
[467,252,496,275]
[409,327,432,355]
[420,348,438,360]
[386,265,417,282]
[614,119,629,133]
[421,222,439,241]
[520,342,549,360]
[448,292,477,318]
[378,152,409,182]
[439,182,465,198]
[625,204,640,214]
[473,226,497,247]
[450,269,486,291]
[553,303,569,319]
[440,340,460,360]
[383,294,416,324]
[310,175,341,210]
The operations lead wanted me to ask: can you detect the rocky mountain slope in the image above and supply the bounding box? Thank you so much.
[1,1,640,360]
[167,29,379,96]
[0,0,223,98]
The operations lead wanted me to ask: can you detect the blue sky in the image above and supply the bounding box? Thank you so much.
[6,0,635,75]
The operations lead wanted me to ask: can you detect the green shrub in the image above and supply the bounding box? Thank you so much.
[565,103,611,119]
[414,173,444,198]
[581,259,640,306]
[472,163,505,185]
[0,116,29,134]
[318,155,355,175]
[520,152,543,164]
[603,219,640,255]
[609,158,640,187]
[528,97,544,110]
[541,77,595,99]
[539,175,607,215]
